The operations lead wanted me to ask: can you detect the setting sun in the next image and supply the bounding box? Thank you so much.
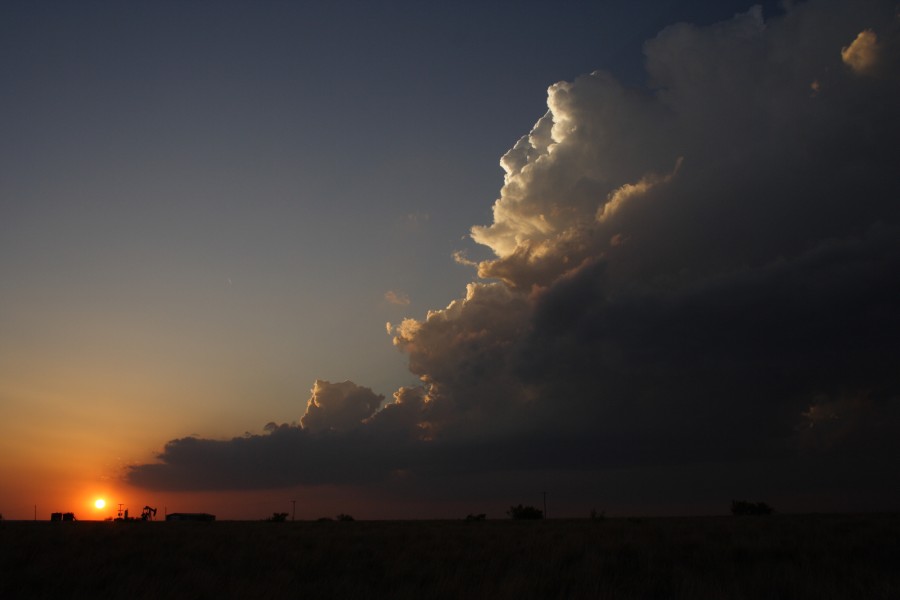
[94,498,106,509]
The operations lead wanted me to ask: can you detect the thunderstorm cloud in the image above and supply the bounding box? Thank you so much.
[128,0,900,510]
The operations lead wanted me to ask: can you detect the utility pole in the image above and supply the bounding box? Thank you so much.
[291,499,296,521]
[543,491,547,519]
[34,504,37,521]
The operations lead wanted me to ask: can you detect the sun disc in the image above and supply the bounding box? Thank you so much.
[95,498,106,509]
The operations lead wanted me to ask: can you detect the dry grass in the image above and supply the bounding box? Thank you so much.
[1,513,898,599]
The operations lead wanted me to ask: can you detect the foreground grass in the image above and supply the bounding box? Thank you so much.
[1,514,898,599]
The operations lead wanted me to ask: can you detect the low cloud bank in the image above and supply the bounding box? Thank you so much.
[128,1,900,507]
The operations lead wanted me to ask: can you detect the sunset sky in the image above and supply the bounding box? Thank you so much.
[2,0,898,521]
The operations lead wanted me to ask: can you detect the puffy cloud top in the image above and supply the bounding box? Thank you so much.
[300,380,384,433]
[842,29,880,72]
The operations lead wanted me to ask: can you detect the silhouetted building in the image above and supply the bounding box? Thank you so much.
[165,513,215,522]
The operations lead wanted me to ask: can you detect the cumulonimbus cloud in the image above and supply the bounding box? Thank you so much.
[127,1,900,505]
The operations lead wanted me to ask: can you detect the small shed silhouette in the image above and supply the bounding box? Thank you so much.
[165,512,215,522]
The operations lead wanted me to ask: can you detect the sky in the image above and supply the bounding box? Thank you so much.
[2,0,899,521]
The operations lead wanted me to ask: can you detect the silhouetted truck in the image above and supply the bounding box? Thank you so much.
[165,513,215,522]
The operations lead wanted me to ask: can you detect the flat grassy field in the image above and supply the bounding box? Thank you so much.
[1,514,898,599]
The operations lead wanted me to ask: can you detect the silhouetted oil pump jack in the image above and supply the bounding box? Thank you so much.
[114,505,157,522]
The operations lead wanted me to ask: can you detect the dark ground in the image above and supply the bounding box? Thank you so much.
[1,513,898,599]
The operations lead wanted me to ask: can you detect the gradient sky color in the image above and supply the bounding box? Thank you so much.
[3,0,898,520]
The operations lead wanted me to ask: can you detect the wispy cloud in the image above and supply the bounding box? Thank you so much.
[384,290,411,306]
[397,211,430,233]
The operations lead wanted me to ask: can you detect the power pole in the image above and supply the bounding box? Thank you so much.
[34,504,37,521]
[543,491,547,519]
[291,499,296,521]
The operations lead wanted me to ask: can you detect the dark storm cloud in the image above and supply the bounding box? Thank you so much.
[519,225,900,451]
[128,0,900,502]
[128,424,409,490]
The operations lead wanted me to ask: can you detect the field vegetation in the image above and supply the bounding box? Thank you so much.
[1,513,898,599]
